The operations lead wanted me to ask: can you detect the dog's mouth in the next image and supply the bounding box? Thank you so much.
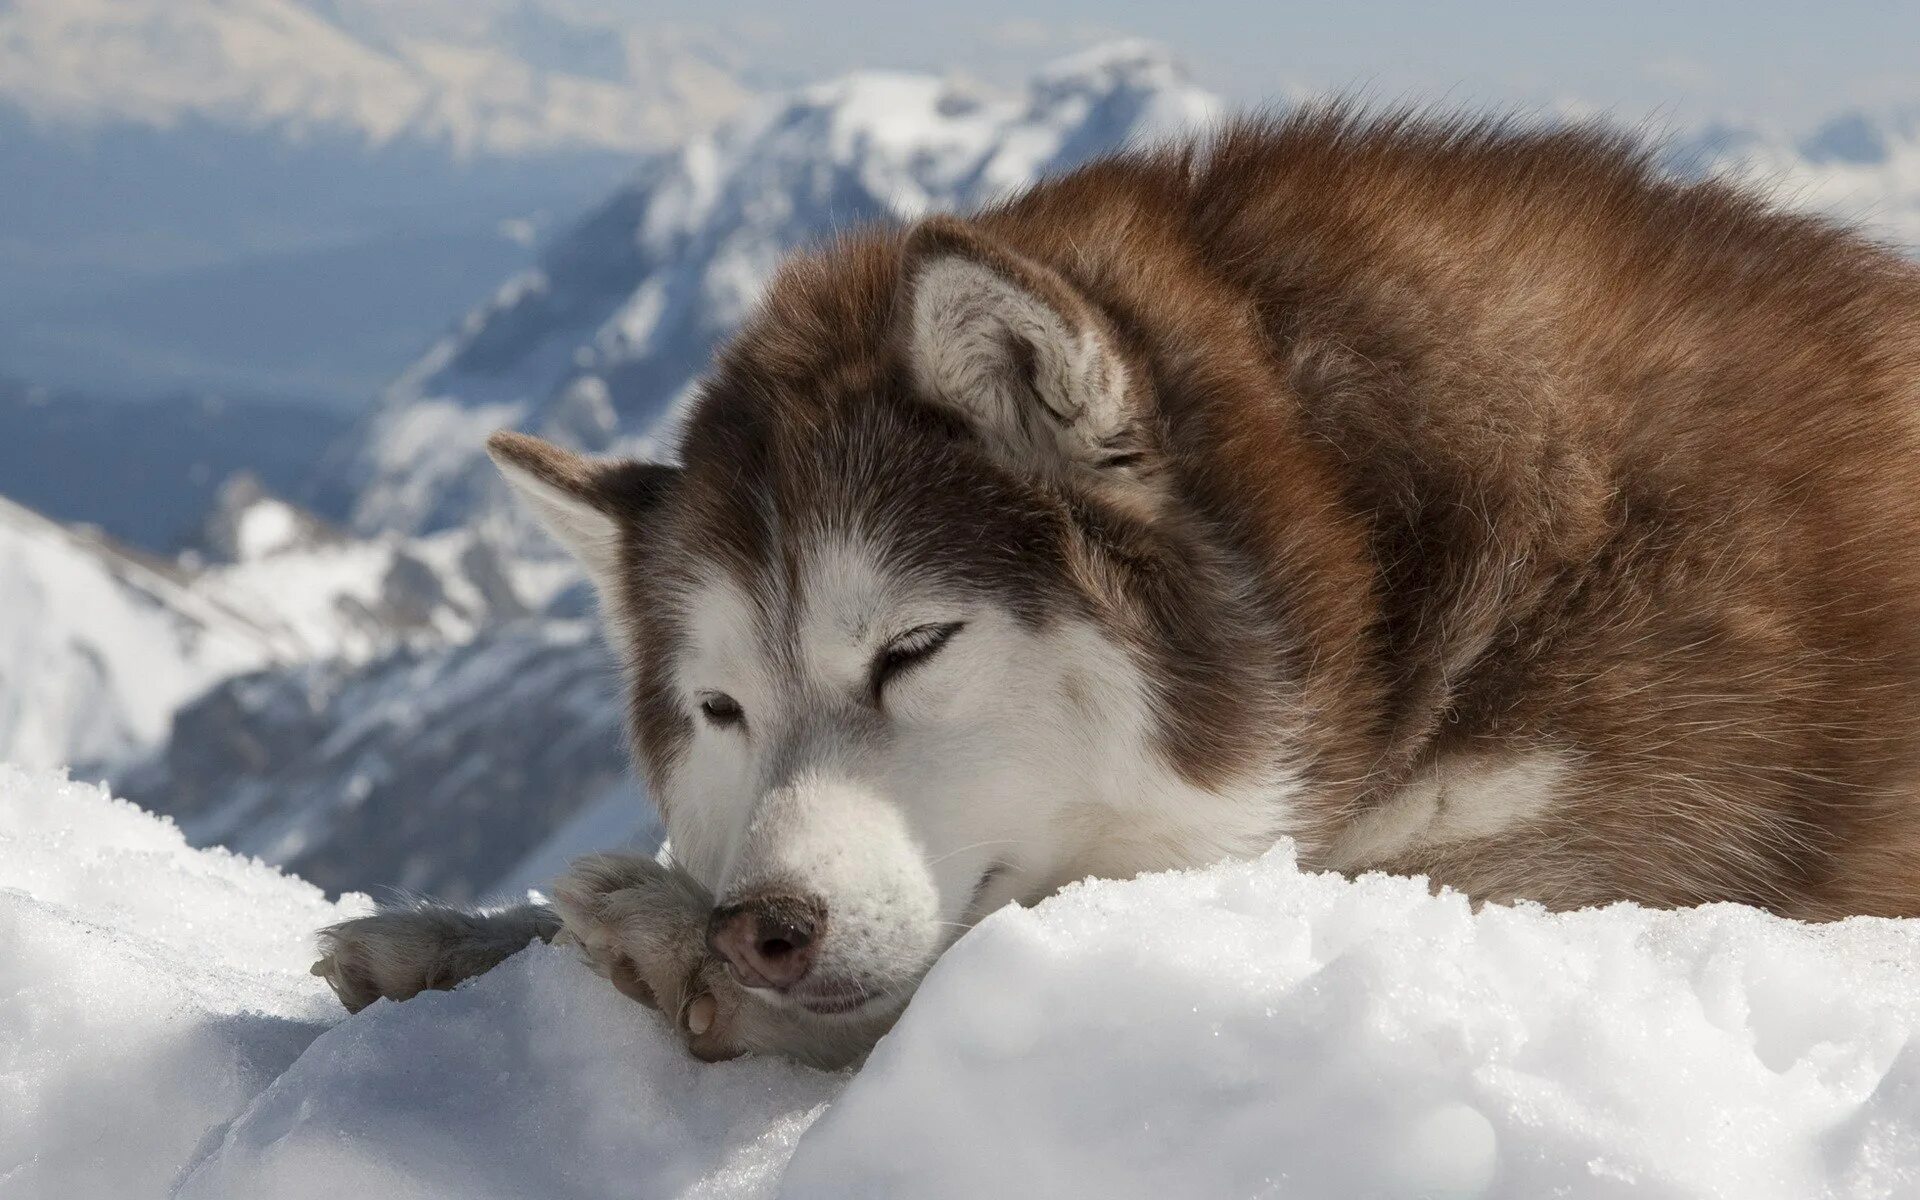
[791,982,882,1016]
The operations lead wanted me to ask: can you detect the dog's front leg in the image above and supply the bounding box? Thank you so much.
[313,902,562,1013]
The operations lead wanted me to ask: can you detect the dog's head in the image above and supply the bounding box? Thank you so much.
[491,217,1282,1020]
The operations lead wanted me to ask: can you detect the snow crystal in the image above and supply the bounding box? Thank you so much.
[10,764,1920,1198]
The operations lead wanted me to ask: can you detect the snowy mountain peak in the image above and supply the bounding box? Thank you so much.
[196,473,341,564]
[329,44,1221,537]
[1030,37,1196,96]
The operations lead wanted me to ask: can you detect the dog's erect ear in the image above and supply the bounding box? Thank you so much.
[486,431,677,586]
[899,216,1160,509]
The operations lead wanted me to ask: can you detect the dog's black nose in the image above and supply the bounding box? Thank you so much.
[707,893,825,990]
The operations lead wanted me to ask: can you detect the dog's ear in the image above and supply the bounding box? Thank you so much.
[899,216,1160,510]
[486,431,677,588]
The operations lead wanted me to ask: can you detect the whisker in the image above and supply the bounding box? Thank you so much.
[926,839,1021,868]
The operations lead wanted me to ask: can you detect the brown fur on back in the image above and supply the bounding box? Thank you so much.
[644,110,1920,920]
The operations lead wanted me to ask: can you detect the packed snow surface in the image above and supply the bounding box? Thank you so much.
[9,763,1920,1198]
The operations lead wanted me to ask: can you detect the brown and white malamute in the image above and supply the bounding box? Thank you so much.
[316,111,1920,1067]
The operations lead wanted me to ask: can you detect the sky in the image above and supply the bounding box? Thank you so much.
[627,0,1920,129]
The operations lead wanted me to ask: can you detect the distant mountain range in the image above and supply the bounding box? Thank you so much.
[0,0,747,156]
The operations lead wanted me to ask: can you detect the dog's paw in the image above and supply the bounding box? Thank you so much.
[313,904,560,1013]
[549,852,763,1062]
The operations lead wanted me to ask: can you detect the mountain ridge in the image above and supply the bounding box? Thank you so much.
[330,40,1222,538]
[0,0,748,158]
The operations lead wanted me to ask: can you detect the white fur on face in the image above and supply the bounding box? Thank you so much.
[666,573,767,890]
[655,534,1302,1013]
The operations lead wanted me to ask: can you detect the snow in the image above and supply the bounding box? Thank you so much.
[173,944,839,1200]
[0,765,356,1197]
[231,499,303,561]
[796,856,1920,1198]
[13,763,1920,1198]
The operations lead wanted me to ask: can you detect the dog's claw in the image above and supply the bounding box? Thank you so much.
[608,955,660,1009]
[686,992,717,1036]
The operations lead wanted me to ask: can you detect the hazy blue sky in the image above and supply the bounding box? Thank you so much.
[633,0,1920,127]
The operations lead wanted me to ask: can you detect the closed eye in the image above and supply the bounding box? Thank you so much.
[871,621,965,699]
[698,692,745,730]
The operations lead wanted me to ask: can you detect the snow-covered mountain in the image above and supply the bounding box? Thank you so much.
[0,484,533,773]
[329,41,1221,536]
[0,0,746,157]
[0,495,285,771]
[116,613,641,903]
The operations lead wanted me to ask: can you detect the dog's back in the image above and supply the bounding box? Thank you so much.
[1162,116,1920,916]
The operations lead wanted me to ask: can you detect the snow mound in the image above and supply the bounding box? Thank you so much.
[791,853,1920,1199]
[10,764,1920,1198]
[175,943,839,1200]
[0,765,358,1197]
